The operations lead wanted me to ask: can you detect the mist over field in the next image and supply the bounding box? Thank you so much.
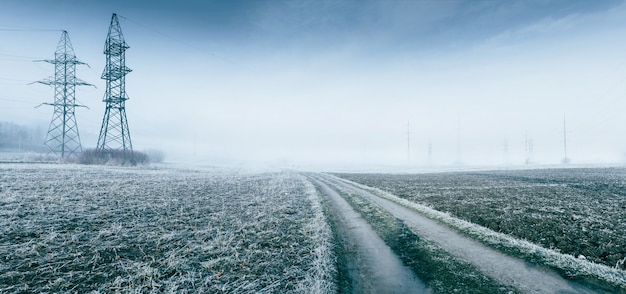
[4,3,626,291]
[2,0,626,168]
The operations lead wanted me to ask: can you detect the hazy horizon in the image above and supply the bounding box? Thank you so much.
[3,0,626,169]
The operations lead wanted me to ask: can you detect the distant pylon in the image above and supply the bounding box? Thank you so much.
[406,120,411,163]
[525,132,534,165]
[427,140,432,165]
[35,30,93,158]
[562,114,570,164]
[97,13,133,152]
[503,138,510,165]
[455,118,463,165]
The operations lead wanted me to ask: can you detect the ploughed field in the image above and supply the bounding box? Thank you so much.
[0,164,333,293]
[335,167,626,270]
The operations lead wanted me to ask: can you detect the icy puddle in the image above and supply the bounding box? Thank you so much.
[311,178,428,293]
[325,175,603,293]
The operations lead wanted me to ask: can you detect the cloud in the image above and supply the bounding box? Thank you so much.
[4,1,626,167]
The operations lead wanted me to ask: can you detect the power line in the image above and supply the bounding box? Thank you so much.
[117,15,207,55]
[0,25,62,32]
[0,97,38,104]
[0,105,38,110]
[115,14,245,69]
[0,76,33,84]
[0,53,41,60]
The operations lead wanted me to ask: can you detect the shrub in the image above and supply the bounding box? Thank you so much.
[144,149,165,163]
[78,148,149,166]
[22,152,59,162]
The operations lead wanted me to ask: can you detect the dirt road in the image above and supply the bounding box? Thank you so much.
[310,177,428,293]
[309,173,607,293]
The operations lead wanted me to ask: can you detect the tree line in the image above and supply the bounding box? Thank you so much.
[0,121,45,152]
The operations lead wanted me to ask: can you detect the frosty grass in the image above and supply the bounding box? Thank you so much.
[0,164,334,293]
[334,169,626,290]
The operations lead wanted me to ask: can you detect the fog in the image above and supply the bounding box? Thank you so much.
[2,0,626,170]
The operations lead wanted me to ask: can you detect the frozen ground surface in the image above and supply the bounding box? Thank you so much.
[3,162,624,293]
[0,163,334,293]
[310,178,427,293]
[320,174,602,293]
[310,174,520,293]
[336,167,626,269]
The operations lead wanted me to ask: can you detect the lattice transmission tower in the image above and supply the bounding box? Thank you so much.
[97,13,133,152]
[36,30,93,158]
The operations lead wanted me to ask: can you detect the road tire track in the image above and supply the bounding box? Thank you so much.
[320,173,608,293]
[309,177,429,293]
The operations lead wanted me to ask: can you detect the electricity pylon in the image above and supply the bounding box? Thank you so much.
[406,120,411,163]
[427,140,433,166]
[97,13,133,152]
[455,118,463,165]
[525,132,534,165]
[562,114,570,164]
[35,30,92,158]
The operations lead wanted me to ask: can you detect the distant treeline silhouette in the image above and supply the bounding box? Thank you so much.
[0,121,44,152]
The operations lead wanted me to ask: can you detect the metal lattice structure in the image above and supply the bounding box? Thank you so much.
[36,30,92,158]
[97,13,133,152]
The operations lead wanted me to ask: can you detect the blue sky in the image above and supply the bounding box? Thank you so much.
[2,0,626,168]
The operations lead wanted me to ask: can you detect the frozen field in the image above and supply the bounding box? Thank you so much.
[3,163,626,292]
[0,164,334,293]
[335,167,626,270]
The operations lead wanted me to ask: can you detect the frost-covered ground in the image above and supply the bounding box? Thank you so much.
[335,168,626,270]
[0,164,334,293]
[311,174,523,293]
[0,152,58,163]
[310,177,429,293]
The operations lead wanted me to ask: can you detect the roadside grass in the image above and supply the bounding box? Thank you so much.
[315,177,520,294]
[314,188,353,294]
[332,173,626,292]
[0,164,334,293]
[297,178,337,293]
